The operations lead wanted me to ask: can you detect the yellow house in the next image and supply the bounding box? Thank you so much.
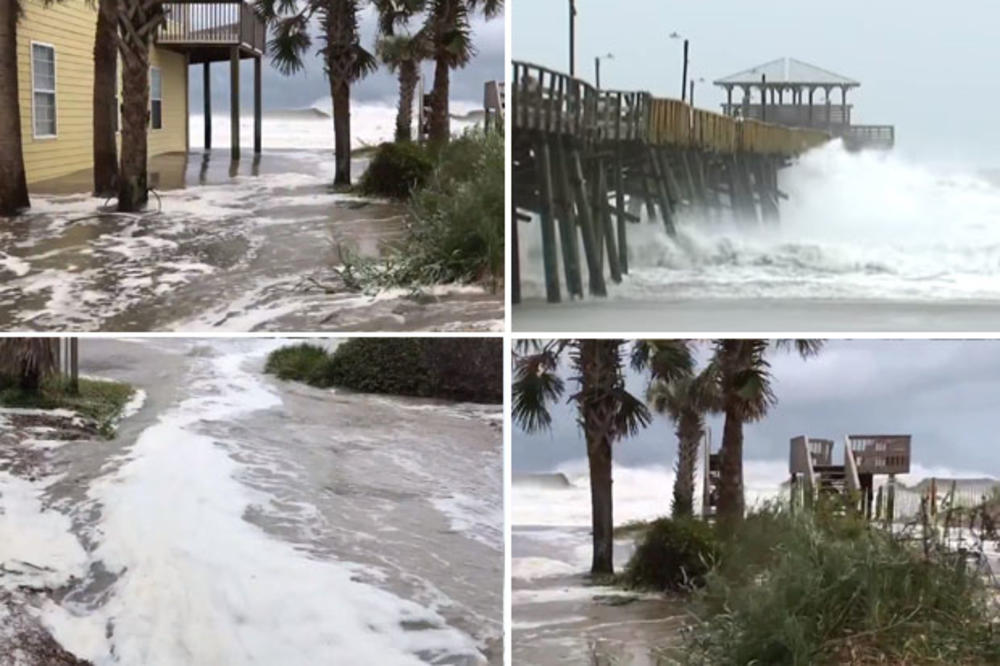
[17,0,266,185]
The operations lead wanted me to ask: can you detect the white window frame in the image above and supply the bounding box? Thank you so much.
[30,41,57,140]
[150,66,163,131]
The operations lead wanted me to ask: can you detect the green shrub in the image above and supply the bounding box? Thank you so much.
[358,141,434,199]
[263,343,329,384]
[683,508,1000,665]
[264,339,502,404]
[344,128,504,289]
[622,517,719,592]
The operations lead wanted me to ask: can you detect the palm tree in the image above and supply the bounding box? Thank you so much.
[423,0,502,143]
[699,340,823,522]
[377,31,429,142]
[0,1,30,215]
[116,0,166,211]
[256,0,377,186]
[648,374,707,518]
[93,0,118,196]
[0,338,58,393]
[513,339,690,575]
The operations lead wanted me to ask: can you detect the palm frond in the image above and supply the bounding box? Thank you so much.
[268,13,312,75]
[614,387,652,438]
[512,352,565,433]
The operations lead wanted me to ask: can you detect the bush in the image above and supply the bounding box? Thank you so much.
[358,141,434,199]
[262,343,329,384]
[683,508,1000,665]
[345,128,504,289]
[621,518,719,592]
[264,338,502,404]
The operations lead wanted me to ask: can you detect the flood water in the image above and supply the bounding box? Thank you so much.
[0,150,502,332]
[0,338,502,665]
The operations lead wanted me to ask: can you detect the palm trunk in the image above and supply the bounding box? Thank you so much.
[118,50,150,212]
[587,431,614,575]
[395,61,417,143]
[19,364,41,393]
[93,0,118,196]
[717,405,745,522]
[580,339,620,576]
[428,54,450,143]
[331,78,351,187]
[672,416,701,518]
[0,0,30,215]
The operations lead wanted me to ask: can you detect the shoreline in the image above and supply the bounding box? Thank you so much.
[514,297,1000,332]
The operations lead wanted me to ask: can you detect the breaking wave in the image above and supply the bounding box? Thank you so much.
[519,141,1000,301]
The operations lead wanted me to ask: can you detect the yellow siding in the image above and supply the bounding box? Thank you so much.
[18,0,188,184]
[148,48,189,157]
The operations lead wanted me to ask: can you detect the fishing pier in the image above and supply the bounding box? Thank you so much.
[512,57,894,304]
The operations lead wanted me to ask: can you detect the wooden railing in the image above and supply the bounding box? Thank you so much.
[512,61,597,137]
[159,1,266,53]
[847,435,911,475]
[512,60,831,156]
[844,125,895,151]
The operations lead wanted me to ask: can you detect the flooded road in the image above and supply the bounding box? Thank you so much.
[0,338,502,665]
[0,151,502,332]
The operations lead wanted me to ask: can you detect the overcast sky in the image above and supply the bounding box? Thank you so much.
[512,0,998,165]
[190,5,504,112]
[513,340,1000,477]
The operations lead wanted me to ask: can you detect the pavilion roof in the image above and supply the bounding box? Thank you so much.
[714,57,860,88]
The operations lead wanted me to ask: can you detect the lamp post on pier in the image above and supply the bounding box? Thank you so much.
[569,0,577,77]
[594,53,614,89]
[670,32,690,101]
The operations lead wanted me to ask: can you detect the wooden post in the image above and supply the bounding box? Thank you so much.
[808,86,814,126]
[512,213,521,305]
[230,47,240,160]
[253,55,262,154]
[203,62,212,150]
[596,160,621,282]
[886,475,896,527]
[930,477,937,517]
[552,137,583,298]
[570,148,607,297]
[536,137,561,303]
[760,75,766,122]
[69,338,78,395]
[647,146,675,236]
[615,141,627,274]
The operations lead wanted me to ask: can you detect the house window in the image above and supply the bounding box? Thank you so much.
[31,43,57,138]
[150,67,162,130]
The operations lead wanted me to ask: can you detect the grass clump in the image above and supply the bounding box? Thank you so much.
[681,506,1000,665]
[0,375,135,438]
[264,338,502,404]
[621,518,719,592]
[358,141,434,199]
[346,128,504,291]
